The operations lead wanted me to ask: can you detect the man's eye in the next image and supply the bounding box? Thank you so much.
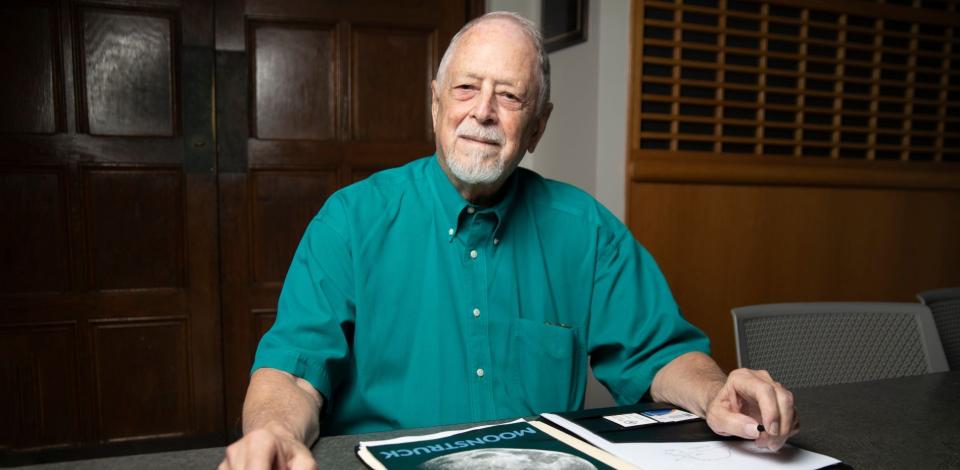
[455,84,475,90]
[502,93,519,101]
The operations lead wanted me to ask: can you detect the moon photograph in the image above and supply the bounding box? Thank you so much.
[420,448,598,469]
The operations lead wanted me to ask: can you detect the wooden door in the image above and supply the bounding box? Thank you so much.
[215,0,474,431]
[0,0,221,450]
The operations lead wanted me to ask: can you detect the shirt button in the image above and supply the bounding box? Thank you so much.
[467,207,475,214]
[493,238,500,246]
[470,249,478,259]
[473,308,480,317]
[448,228,455,236]
[476,368,485,377]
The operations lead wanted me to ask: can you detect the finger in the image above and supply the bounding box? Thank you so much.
[755,369,774,382]
[244,433,280,470]
[706,401,762,439]
[731,372,782,436]
[288,448,318,470]
[224,442,243,470]
[755,432,769,450]
[775,385,796,438]
[762,383,795,451]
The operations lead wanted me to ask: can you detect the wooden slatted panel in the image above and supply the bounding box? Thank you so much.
[635,0,960,163]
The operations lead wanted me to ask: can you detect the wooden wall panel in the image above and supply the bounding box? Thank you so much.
[350,168,376,183]
[250,170,337,285]
[0,4,60,134]
[249,309,276,358]
[0,323,80,449]
[629,182,960,371]
[1,0,222,455]
[82,167,184,290]
[351,27,434,141]
[251,22,337,141]
[0,169,69,294]
[627,0,960,373]
[91,318,192,441]
[77,7,177,137]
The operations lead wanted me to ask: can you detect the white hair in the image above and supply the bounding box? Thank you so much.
[435,11,551,114]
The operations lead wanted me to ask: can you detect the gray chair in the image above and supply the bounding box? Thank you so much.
[917,288,960,371]
[732,302,948,389]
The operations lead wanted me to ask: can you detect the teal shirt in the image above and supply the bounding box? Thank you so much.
[253,155,709,436]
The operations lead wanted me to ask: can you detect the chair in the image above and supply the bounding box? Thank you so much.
[917,288,960,371]
[731,302,948,389]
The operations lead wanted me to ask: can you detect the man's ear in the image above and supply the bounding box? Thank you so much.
[525,102,553,153]
[430,80,440,128]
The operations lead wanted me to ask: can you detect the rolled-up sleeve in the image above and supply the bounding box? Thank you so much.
[251,193,355,403]
[587,211,710,405]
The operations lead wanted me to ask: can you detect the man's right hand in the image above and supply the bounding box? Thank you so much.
[225,368,325,469]
[219,424,317,470]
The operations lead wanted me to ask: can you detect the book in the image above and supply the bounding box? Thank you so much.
[542,404,842,470]
[356,419,640,470]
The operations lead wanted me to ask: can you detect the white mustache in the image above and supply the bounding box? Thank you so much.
[456,122,505,145]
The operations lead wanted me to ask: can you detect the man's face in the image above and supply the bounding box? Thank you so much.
[431,20,551,189]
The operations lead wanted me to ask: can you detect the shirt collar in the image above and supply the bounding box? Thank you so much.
[427,154,519,239]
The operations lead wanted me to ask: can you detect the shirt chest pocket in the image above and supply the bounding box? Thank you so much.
[504,318,584,414]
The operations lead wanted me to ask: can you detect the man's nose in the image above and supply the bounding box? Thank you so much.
[470,88,497,124]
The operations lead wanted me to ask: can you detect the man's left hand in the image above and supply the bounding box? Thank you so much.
[704,368,799,451]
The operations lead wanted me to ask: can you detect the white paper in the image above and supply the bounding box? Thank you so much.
[541,413,840,470]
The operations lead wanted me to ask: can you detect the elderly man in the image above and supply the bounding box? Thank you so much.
[220,11,797,470]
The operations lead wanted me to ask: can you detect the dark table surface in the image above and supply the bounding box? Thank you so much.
[18,371,960,469]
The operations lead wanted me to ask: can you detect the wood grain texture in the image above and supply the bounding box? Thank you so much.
[250,170,337,285]
[0,169,70,293]
[351,26,434,141]
[82,167,184,290]
[78,8,176,136]
[91,318,192,441]
[0,323,80,450]
[627,0,960,373]
[629,181,960,371]
[251,22,337,141]
[0,4,60,134]
[0,0,223,455]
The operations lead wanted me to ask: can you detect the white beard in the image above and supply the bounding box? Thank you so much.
[446,145,504,184]
[445,121,508,185]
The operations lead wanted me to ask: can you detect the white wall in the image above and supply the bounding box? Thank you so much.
[525,1,600,197]
[487,0,630,221]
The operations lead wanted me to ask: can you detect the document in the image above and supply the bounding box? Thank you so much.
[541,412,841,470]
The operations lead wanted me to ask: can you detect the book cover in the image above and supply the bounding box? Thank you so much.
[356,420,639,470]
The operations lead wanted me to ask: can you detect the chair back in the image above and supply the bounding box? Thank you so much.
[732,302,948,388]
[917,288,960,371]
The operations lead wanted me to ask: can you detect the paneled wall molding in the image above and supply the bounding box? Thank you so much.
[1,0,223,454]
[631,154,960,190]
[72,3,180,137]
